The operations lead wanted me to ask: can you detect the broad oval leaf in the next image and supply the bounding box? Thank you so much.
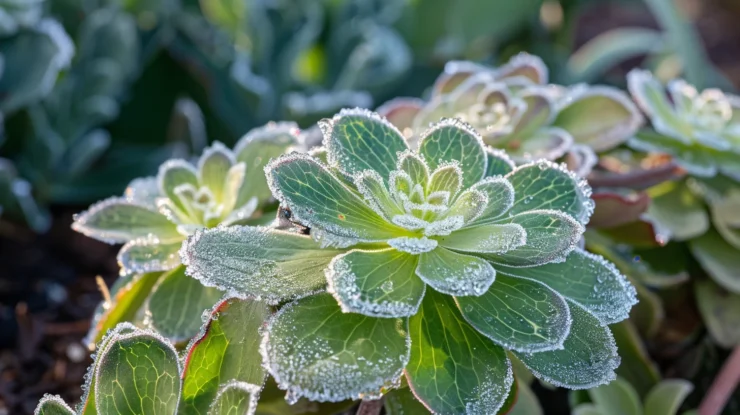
[147,266,223,342]
[72,197,181,244]
[437,223,526,254]
[690,229,740,294]
[456,274,572,353]
[589,192,650,229]
[266,153,407,244]
[207,381,260,415]
[262,293,410,402]
[695,279,740,348]
[327,248,425,318]
[514,301,620,389]
[376,98,425,133]
[588,377,642,415]
[469,177,515,224]
[181,298,270,415]
[647,181,708,241]
[118,238,183,275]
[198,142,236,201]
[418,119,487,188]
[95,328,182,414]
[322,108,408,177]
[496,249,637,324]
[158,159,200,211]
[643,379,693,415]
[504,160,593,226]
[416,247,496,296]
[484,148,516,177]
[406,290,514,415]
[182,226,342,304]
[35,395,75,415]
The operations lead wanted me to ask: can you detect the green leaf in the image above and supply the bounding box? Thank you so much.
[158,160,200,212]
[588,378,643,415]
[416,247,496,296]
[207,382,260,415]
[95,328,181,414]
[643,380,693,415]
[254,378,355,415]
[709,189,740,250]
[484,149,516,177]
[181,298,270,415]
[263,293,409,402]
[34,395,75,415]
[199,0,248,40]
[690,229,740,293]
[484,210,584,267]
[508,380,543,415]
[326,248,424,318]
[610,321,661,398]
[514,301,619,389]
[234,122,299,206]
[695,279,740,348]
[469,177,515,224]
[647,182,708,241]
[322,108,408,177]
[266,153,406,244]
[437,223,526,253]
[397,151,430,187]
[504,161,593,226]
[406,290,513,414]
[198,142,235,201]
[147,266,223,342]
[86,272,164,347]
[627,70,689,140]
[573,404,604,415]
[72,197,181,244]
[117,238,183,275]
[427,163,463,195]
[510,92,555,139]
[456,274,571,353]
[182,226,342,304]
[418,119,487,188]
[553,87,643,152]
[495,249,637,324]
[384,387,431,415]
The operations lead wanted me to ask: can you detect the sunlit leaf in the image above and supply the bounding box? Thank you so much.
[416,247,496,296]
[34,395,75,415]
[418,118,487,187]
[643,379,693,415]
[587,377,642,415]
[117,238,183,275]
[207,381,260,415]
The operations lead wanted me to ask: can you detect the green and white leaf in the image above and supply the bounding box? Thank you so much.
[117,237,183,275]
[34,395,75,415]
[437,223,526,254]
[587,377,642,415]
[416,247,496,296]
[207,381,260,415]
[418,118,487,187]
[643,379,693,415]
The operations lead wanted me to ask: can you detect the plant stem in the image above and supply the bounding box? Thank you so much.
[699,345,740,415]
[356,398,384,415]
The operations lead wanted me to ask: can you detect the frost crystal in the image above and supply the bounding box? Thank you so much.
[388,236,438,254]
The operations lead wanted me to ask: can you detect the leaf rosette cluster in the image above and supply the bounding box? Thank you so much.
[182,108,638,413]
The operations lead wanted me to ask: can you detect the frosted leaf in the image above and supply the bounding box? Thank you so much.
[456,274,572,352]
[376,98,425,135]
[198,141,236,201]
[182,226,343,304]
[322,108,409,177]
[124,177,160,209]
[505,160,593,226]
[416,247,496,296]
[469,177,515,225]
[221,162,246,214]
[354,170,403,220]
[406,290,513,415]
[207,381,261,415]
[326,249,425,317]
[484,210,584,267]
[565,144,598,178]
[514,301,620,389]
[512,127,574,163]
[387,236,438,254]
[427,163,463,196]
[389,170,414,197]
[441,189,488,224]
[418,118,488,187]
[157,159,199,210]
[265,153,406,243]
[627,69,690,143]
[437,223,526,254]
[423,216,465,237]
[426,190,450,206]
[222,197,259,226]
[392,214,429,231]
[396,150,429,186]
[117,237,183,275]
[261,294,410,402]
[484,148,516,177]
[495,52,548,84]
[496,249,637,324]
[72,197,181,244]
[35,394,75,415]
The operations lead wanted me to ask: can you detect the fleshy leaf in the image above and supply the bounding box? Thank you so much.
[456,274,571,353]
[438,223,526,253]
[234,122,300,206]
[406,290,513,415]
[647,182,708,241]
[427,163,463,196]
[262,293,410,402]
[587,377,642,415]
[589,192,650,229]
[198,142,235,201]
[322,108,408,177]
[355,170,403,220]
[469,177,515,224]
[117,238,183,275]
[95,327,181,414]
[496,53,548,84]
[496,249,637,324]
[384,387,431,415]
[327,248,425,318]
[35,395,75,415]
[182,226,342,304]
[158,159,200,211]
[416,247,496,296]
[207,382,260,415]
[484,148,516,177]
[418,119,487,188]
[504,160,593,226]
[147,266,223,342]
[627,69,688,141]
[181,298,270,414]
[507,380,543,415]
[485,210,584,267]
[710,190,740,250]
[376,98,425,133]
[643,380,693,415]
[397,151,430,187]
[72,197,181,244]
[124,177,160,209]
[690,229,740,294]
[695,279,740,348]
[255,378,355,415]
[514,301,619,389]
[266,153,407,244]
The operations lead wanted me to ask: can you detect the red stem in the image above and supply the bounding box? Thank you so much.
[699,345,740,415]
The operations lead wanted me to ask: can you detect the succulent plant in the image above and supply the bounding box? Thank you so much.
[572,377,694,415]
[182,109,638,413]
[71,123,300,344]
[627,69,740,181]
[378,53,642,169]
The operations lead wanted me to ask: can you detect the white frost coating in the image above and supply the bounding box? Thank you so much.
[469,176,515,222]
[35,394,75,415]
[124,177,160,208]
[395,149,430,183]
[387,237,438,254]
[354,169,402,220]
[196,141,237,183]
[495,52,548,84]
[326,250,425,318]
[71,196,176,244]
[208,381,261,415]
[392,214,429,230]
[427,162,464,196]
[462,359,514,415]
[442,189,488,224]
[389,169,414,195]
[417,117,489,176]
[222,197,258,226]
[573,250,638,324]
[415,249,496,296]
[426,190,451,206]
[157,159,198,198]
[117,236,182,276]
[233,121,300,157]
[423,216,465,236]
[566,144,599,178]
[484,147,516,173]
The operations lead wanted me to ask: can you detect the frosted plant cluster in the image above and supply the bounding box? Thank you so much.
[182,108,637,414]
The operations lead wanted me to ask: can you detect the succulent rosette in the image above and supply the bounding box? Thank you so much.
[378,53,642,171]
[182,109,637,413]
[70,122,300,343]
[627,69,740,181]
